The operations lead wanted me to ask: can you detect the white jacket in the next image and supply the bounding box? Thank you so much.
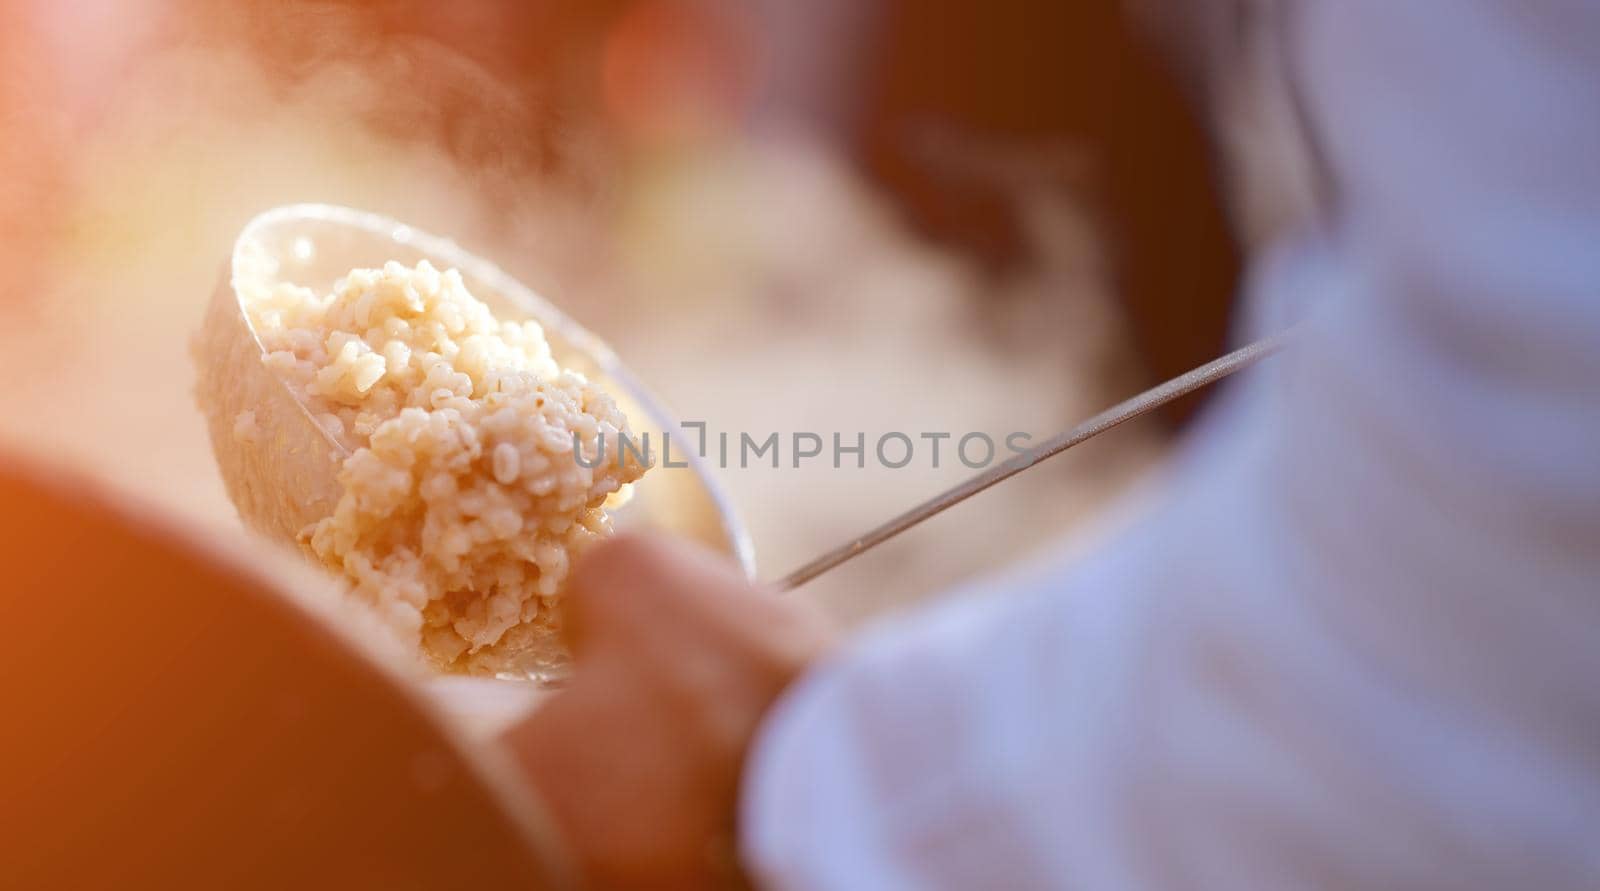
[743,2,1600,887]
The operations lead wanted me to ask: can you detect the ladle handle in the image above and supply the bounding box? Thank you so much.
[775,327,1299,591]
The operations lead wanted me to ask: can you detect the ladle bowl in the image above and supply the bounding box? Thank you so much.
[194,203,755,687]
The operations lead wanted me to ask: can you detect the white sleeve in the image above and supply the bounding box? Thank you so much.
[741,2,1600,888]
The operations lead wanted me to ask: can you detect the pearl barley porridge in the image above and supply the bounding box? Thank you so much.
[237,256,648,674]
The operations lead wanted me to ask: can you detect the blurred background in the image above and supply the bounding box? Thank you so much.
[0,0,1253,623]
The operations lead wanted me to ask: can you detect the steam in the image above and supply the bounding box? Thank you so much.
[0,2,1157,620]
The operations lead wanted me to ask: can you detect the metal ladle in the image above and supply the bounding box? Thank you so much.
[197,204,1293,697]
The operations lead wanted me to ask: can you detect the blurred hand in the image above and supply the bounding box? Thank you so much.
[501,534,833,890]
